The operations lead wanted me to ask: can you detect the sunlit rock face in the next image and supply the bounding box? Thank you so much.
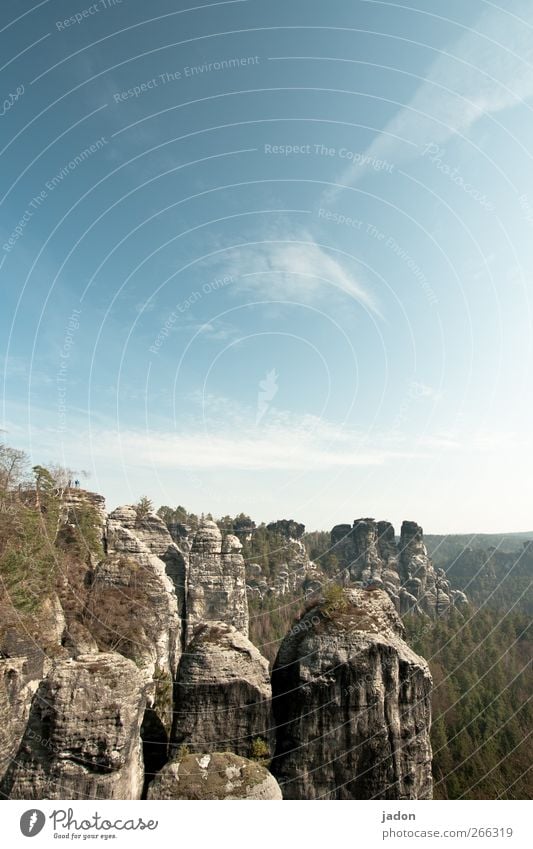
[186,521,249,639]
[104,507,182,679]
[106,506,188,635]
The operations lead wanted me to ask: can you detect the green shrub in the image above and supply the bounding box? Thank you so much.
[322,583,348,617]
[250,736,270,763]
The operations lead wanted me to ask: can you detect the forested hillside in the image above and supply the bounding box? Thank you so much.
[406,608,531,799]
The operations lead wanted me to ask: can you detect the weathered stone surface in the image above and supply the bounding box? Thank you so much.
[0,592,68,791]
[62,621,99,657]
[399,521,465,615]
[1,653,147,800]
[107,507,187,629]
[246,521,324,600]
[187,521,248,638]
[271,588,433,800]
[147,752,282,800]
[0,654,48,792]
[104,508,181,678]
[331,518,467,616]
[63,489,107,526]
[172,622,273,758]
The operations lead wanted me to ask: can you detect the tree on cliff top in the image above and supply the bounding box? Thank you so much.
[135,495,154,519]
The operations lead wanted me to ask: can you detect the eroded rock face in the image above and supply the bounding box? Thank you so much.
[171,622,273,758]
[0,655,48,793]
[246,521,324,600]
[398,521,466,615]
[104,508,181,678]
[147,752,282,800]
[1,653,147,800]
[331,518,466,616]
[187,521,248,638]
[63,489,107,528]
[271,588,433,800]
[107,507,187,629]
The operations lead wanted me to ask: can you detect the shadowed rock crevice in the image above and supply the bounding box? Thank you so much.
[140,707,169,799]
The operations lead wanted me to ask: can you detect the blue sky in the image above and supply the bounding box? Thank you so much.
[1,0,533,532]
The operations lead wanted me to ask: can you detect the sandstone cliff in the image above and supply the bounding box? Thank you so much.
[246,520,324,600]
[171,621,273,758]
[104,506,182,679]
[1,653,147,800]
[186,520,249,639]
[271,588,433,800]
[107,505,188,632]
[331,518,467,615]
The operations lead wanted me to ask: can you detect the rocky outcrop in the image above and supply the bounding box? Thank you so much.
[0,654,48,793]
[266,519,305,540]
[107,506,187,628]
[104,507,181,678]
[271,588,433,800]
[171,622,273,758]
[63,488,107,525]
[186,521,248,638]
[246,520,324,600]
[398,521,466,615]
[147,752,282,799]
[1,653,147,800]
[0,487,443,802]
[331,518,466,616]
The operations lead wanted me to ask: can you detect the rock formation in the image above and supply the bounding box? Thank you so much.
[266,519,305,540]
[104,506,181,678]
[186,520,248,639]
[2,653,147,800]
[0,483,443,802]
[331,518,467,615]
[271,587,433,800]
[147,752,282,800]
[398,521,467,614]
[246,520,324,600]
[106,506,187,633]
[63,488,107,532]
[0,653,48,794]
[0,593,67,792]
[171,622,273,758]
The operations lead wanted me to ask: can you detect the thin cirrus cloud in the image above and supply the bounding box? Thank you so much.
[91,421,414,471]
[84,394,420,471]
[328,0,533,195]
[215,231,381,315]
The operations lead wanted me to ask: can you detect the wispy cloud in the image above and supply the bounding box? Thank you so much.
[213,229,380,315]
[90,421,413,471]
[7,392,415,472]
[329,0,533,194]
